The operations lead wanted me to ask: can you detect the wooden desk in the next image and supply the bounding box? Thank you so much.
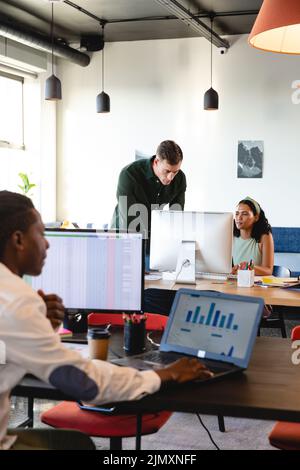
[119,337,300,423]
[13,338,300,423]
[145,279,300,307]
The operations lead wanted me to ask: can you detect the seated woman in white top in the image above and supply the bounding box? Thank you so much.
[232,197,274,276]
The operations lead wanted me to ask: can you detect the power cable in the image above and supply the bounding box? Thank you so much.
[196,413,220,450]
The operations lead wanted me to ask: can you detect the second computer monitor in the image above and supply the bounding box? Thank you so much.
[150,210,233,275]
[29,229,144,312]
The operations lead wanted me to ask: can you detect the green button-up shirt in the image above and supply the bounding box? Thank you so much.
[111,156,186,249]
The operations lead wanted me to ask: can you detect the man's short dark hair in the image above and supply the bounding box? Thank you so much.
[156,140,183,165]
[0,191,35,259]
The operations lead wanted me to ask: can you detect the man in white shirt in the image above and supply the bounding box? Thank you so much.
[0,191,212,450]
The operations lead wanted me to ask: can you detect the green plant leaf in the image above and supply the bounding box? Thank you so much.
[19,172,27,182]
[18,173,36,195]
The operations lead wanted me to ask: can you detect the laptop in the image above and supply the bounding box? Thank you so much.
[112,288,264,381]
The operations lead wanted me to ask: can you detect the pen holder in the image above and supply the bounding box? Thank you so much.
[124,319,146,355]
[237,269,255,287]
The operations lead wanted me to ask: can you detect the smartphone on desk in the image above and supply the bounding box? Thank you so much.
[78,402,116,414]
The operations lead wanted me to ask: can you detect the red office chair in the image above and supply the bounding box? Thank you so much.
[268,325,300,450]
[41,313,172,450]
[87,312,167,331]
[291,325,300,341]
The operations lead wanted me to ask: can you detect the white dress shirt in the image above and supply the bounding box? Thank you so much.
[0,263,160,449]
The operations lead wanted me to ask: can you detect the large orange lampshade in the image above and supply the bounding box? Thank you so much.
[249,0,300,54]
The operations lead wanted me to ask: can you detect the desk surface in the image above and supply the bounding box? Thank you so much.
[145,279,300,307]
[13,337,300,423]
[121,337,300,422]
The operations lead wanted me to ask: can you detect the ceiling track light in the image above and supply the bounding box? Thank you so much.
[45,1,62,100]
[154,0,229,49]
[204,16,219,111]
[96,22,110,113]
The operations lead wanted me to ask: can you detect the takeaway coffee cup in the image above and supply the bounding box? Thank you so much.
[88,328,111,360]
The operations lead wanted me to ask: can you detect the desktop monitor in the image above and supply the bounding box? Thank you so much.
[150,211,233,283]
[28,229,144,313]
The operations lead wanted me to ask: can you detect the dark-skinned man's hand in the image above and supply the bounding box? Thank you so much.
[155,357,214,384]
[38,289,65,331]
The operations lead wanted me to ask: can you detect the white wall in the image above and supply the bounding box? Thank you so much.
[57,34,300,227]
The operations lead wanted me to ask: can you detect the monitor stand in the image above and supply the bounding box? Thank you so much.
[174,240,196,285]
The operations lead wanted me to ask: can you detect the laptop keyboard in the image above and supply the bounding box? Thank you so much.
[141,351,180,365]
[141,351,234,373]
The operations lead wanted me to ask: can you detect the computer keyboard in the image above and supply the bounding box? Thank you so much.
[141,351,183,365]
[137,352,236,374]
[196,272,229,281]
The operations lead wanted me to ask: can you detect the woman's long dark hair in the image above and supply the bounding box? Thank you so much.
[233,199,272,242]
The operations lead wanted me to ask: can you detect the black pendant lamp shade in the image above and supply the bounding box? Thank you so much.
[45,2,62,101]
[204,17,218,110]
[96,91,110,113]
[45,74,62,100]
[96,23,110,113]
[204,87,219,110]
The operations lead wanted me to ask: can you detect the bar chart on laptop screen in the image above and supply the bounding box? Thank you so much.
[29,231,143,311]
[184,303,237,356]
[167,294,259,359]
[185,303,239,330]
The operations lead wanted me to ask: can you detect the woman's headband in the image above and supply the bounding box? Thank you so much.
[242,196,261,215]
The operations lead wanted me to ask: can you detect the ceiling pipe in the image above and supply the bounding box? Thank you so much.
[0,16,90,67]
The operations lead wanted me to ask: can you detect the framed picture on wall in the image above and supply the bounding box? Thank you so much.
[237,141,263,178]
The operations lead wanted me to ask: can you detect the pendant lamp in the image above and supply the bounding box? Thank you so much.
[204,17,219,110]
[249,0,300,54]
[45,2,62,100]
[96,23,110,113]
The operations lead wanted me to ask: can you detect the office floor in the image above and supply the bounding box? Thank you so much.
[9,321,298,450]
[9,398,276,450]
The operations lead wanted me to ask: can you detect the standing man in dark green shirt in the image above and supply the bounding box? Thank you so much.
[111,140,187,254]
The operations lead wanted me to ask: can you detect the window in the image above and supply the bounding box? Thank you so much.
[0,72,24,149]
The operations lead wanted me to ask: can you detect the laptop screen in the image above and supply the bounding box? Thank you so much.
[160,289,264,368]
[27,229,144,313]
